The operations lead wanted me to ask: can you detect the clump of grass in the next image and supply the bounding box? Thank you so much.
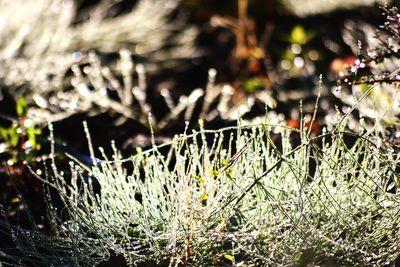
[2,114,399,266]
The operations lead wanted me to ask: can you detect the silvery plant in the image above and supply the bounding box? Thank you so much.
[1,118,400,266]
[0,0,198,98]
[282,0,389,17]
[335,5,400,132]
[0,0,277,130]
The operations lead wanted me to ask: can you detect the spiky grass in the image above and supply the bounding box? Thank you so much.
[1,116,399,266]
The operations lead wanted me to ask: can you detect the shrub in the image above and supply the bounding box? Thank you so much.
[1,116,399,266]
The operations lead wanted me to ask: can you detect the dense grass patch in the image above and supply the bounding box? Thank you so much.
[2,117,399,266]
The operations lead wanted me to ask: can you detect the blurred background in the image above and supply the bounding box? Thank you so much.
[0,0,394,245]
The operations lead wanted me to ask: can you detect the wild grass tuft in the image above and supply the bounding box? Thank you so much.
[2,115,399,266]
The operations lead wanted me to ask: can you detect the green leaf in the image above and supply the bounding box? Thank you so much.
[220,159,229,167]
[292,251,302,262]
[9,127,19,147]
[226,168,235,180]
[243,78,265,93]
[0,127,6,140]
[194,175,204,183]
[0,126,19,147]
[290,25,307,45]
[16,97,28,116]
[224,254,235,262]
[212,169,219,177]
[26,127,42,150]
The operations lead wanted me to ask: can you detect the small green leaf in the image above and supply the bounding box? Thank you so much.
[26,127,41,150]
[226,168,235,180]
[0,127,6,139]
[220,159,229,167]
[2,126,19,147]
[293,251,302,262]
[11,197,21,203]
[16,97,28,116]
[212,169,219,177]
[224,254,235,262]
[194,175,204,183]
[291,25,307,45]
[243,78,265,93]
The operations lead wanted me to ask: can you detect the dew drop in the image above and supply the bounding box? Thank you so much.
[72,51,82,62]
[294,57,304,68]
[10,229,17,241]
[291,44,302,54]
[99,87,107,96]
[281,60,291,70]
